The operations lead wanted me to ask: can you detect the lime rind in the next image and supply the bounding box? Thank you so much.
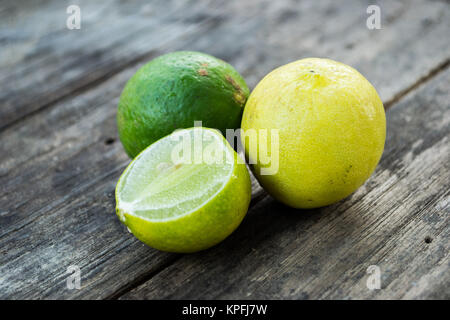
[117,51,250,158]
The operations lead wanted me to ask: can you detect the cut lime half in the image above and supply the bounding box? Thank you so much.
[115,127,251,253]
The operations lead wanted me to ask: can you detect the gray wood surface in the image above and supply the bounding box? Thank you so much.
[0,0,448,299]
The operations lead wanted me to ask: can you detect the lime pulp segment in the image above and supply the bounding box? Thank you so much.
[116,128,234,221]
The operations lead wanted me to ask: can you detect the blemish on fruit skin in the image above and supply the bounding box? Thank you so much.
[201,62,209,67]
[234,92,246,105]
[226,75,246,106]
[198,69,208,76]
[225,75,240,90]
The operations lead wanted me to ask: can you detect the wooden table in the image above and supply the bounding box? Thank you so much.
[1,0,448,299]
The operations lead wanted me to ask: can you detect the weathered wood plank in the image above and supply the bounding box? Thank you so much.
[1,0,449,131]
[0,0,226,130]
[120,68,450,299]
[0,0,449,299]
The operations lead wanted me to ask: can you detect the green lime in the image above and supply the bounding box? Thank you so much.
[115,127,251,253]
[117,51,249,158]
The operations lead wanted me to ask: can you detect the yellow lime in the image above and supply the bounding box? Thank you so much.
[241,58,386,208]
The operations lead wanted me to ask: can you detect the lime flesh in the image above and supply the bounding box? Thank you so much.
[116,127,251,253]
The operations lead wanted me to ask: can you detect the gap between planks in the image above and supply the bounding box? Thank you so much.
[384,58,450,109]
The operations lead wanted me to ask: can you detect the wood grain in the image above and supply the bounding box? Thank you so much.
[0,0,227,130]
[1,0,449,130]
[0,0,448,299]
[121,68,450,300]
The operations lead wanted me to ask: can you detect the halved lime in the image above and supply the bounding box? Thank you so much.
[115,127,251,253]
